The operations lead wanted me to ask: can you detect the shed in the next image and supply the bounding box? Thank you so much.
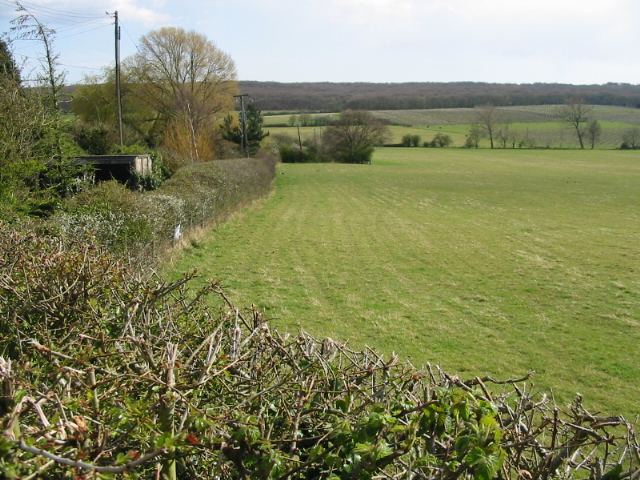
[75,154,152,183]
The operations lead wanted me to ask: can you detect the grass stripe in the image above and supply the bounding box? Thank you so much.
[166,148,640,416]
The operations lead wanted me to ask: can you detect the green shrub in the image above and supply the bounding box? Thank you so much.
[431,133,453,147]
[279,144,330,163]
[280,143,309,163]
[71,123,116,155]
[402,134,421,147]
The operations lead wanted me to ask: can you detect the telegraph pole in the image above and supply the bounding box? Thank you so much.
[114,11,124,146]
[234,94,250,157]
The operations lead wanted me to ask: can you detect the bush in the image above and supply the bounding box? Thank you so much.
[280,143,309,163]
[279,144,330,163]
[431,133,453,148]
[71,123,117,155]
[322,111,389,164]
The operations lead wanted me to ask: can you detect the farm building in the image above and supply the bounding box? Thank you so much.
[75,154,152,183]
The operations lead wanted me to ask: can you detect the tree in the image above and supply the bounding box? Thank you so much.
[475,104,501,149]
[586,119,601,149]
[125,26,238,163]
[401,134,421,147]
[431,133,453,147]
[11,2,65,113]
[621,126,640,149]
[322,110,389,164]
[465,127,481,148]
[221,103,269,157]
[559,99,592,149]
[0,38,20,84]
[1,5,85,218]
[497,122,511,148]
[72,70,118,126]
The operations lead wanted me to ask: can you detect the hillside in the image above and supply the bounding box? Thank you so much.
[239,81,640,112]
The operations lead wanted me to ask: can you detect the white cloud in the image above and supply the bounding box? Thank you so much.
[108,1,172,27]
[327,0,416,26]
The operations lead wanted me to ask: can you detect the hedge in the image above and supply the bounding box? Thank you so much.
[49,156,277,267]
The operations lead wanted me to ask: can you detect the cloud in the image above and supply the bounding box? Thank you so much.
[107,0,172,27]
[327,0,416,26]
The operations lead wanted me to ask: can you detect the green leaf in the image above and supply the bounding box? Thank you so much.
[602,464,623,480]
[373,442,393,460]
[465,446,487,467]
[155,432,174,448]
[474,460,495,480]
[455,435,473,455]
[353,442,373,456]
[336,396,351,413]
[451,400,471,422]
[465,447,504,480]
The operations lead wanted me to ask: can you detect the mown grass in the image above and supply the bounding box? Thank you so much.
[165,148,640,417]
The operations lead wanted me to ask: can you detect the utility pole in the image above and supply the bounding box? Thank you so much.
[114,11,124,146]
[234,94,250,157]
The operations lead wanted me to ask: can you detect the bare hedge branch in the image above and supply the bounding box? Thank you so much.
[1,224,638,479]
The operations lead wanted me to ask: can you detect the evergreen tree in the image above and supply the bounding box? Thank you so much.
[221,103,269,156]
[0,39,20,84]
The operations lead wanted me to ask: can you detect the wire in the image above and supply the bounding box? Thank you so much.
[2,1,113,46]
[13,52,104,70]
[1,0,106,20]
[119,22,140,53]
[56,23,111,41]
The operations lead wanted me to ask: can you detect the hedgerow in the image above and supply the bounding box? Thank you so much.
[48,156,277,267]
[0,224,638,480]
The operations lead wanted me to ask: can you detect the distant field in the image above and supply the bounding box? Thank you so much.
[166,148,640,417]
[265,105,640,149]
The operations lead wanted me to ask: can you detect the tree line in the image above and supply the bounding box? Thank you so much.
[239,81,640,112]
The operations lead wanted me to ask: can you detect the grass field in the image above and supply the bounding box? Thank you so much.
[165,148,640,417]
[265,105,640,149]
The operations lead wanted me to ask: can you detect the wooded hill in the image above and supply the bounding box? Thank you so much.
[239,81,640,112]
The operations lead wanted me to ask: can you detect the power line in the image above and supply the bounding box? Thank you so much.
[12,52,105,72]
[0,0,106,20]
[56,23,112,41]
[119,22,140,53]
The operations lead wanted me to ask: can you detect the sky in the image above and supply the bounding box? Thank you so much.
[1,0,640,86]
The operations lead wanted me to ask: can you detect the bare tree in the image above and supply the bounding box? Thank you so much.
[497,122,512,148]
[475,104,500,148]
[559,99,592,149]
[464,126,481,148]
[621,126,640,149]
[586,119,602,149]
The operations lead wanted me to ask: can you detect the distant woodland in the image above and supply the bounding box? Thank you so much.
[239,81,640,112]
